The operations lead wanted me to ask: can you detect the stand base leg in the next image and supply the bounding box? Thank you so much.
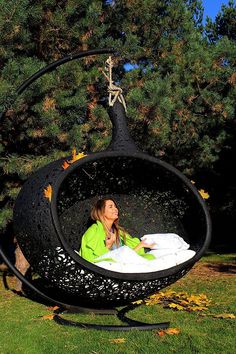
[53,303,170,331]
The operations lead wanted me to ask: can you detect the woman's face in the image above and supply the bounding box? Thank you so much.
[103,200,119,222]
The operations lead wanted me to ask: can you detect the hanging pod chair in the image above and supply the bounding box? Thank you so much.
[0,49,211,327]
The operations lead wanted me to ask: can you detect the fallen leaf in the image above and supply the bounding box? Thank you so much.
[167,303,184,311]
[109,338,126,344]
[165,328,181,335]
[179,300,189,306]
[156,328,180,336]
[198,189,210,200]
[213,313,235,319]
[40,314,55,320]
[43,184,52,202]
[190,306,208,312]
[68,148,87,163]
[47,306,60,311]
[62,161,70,170]
[132,299,143,305]
[156,330,165,336]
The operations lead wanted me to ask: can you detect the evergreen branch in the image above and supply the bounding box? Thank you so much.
[2,0,21,23]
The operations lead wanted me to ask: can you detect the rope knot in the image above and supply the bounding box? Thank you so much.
[101,56,127,113]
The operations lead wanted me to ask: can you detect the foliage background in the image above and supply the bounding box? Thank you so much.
[0,0,236,250]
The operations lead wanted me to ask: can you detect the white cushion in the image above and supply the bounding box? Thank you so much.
[141,233,189,250]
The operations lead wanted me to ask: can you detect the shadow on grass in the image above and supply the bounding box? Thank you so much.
[206,262,236,275]
[206,253,236,275]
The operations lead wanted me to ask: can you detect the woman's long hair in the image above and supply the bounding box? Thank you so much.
[91,198,126,245]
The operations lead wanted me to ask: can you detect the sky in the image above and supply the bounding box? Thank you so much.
[202,0,231,20]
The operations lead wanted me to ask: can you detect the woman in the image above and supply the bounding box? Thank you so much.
[79,198,155,263]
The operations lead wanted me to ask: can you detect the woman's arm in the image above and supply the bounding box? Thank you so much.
[80,224,109,262]
[121,232,155,259]
[133,239,156,252]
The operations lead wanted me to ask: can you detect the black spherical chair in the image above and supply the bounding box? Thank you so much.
[0,49,211,330]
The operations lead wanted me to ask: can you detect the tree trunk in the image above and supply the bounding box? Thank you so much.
[14,242,30,292]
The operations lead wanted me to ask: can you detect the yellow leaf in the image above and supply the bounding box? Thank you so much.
[213,313,236,319]
[156,328,180,336]
[71,147,77,160]
[198,189,210,200]
[68,148,87,163]
[187,295,206,305]
[74,152,87,161]
[168,303,184,311]
[164,328,181,335]
[43,184,52,202]
[180,300,189,306]
[109,338,126,344]
[132,299,143,305]
[41,314,55,320]
[190,306,208,312]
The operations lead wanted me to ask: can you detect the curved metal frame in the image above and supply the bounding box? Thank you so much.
[0,48,115,121]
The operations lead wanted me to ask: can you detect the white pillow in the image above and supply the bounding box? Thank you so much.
[141,233,189,250]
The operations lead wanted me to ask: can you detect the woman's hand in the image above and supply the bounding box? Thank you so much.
[134,239,156,252]
[105,232,116,249]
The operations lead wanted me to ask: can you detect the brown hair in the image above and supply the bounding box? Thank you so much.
[91,198,126,245]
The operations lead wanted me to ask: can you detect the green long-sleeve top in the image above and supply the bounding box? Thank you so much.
[79,220,155,263]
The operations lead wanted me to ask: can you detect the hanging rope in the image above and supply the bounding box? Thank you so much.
[101,56,127,113]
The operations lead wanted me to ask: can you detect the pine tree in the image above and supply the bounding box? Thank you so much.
[204,0,236,250]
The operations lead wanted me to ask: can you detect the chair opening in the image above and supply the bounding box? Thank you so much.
[56,154,207,261]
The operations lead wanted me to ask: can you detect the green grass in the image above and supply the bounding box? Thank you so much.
[0,254,235,354]
[200,252,236,263]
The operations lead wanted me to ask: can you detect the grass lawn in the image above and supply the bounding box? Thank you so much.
[0,253,235,354]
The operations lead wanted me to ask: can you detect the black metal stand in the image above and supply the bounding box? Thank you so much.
[53,303,170,331]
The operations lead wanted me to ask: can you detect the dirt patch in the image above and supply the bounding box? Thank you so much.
[191,262,236,277]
